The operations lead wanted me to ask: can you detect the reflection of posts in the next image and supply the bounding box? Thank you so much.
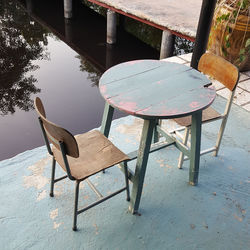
[105,44,115,69]
[26,0,34,13]
[160,30,175,59]
[107,9,116,44]
[64,19,73,42]
[64,0,73,19]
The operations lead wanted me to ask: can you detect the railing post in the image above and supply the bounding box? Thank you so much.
[191,0,217,69]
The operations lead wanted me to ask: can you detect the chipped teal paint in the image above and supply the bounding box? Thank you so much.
[129,119,155,214]
[0,96,250,249]
[99,59,216,212]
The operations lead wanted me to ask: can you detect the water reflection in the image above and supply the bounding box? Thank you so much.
[0,0,159,161]
[0,0,49,116]
[77,55,101,87]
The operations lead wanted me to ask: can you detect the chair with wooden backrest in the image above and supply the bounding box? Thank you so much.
[172,52,239,169]
[34,97,130,231]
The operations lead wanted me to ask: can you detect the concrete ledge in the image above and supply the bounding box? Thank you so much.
[0,95,249,249]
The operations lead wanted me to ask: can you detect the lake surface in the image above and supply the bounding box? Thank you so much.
[0,0,160,160]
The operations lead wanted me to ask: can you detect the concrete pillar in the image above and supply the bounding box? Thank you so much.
[26,0,34,13]
[64,19,73,42]
[64,0,73,19]
[160,30,175,59]
[107,9,117,44]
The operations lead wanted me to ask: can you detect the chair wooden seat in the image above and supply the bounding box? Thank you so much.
[174,107,221,127]
[53,130,129,180]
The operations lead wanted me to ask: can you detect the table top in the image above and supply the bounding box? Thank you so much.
[99,60,216,119]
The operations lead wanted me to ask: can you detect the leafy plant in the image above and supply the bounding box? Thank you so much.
[208,0,250,70]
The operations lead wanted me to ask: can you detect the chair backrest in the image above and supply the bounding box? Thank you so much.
[34,97,79,158]
[198,53,239,91]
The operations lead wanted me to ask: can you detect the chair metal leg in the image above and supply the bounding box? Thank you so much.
[73,180,80,231]
[50,157,56,197]
[177,127,189,169]
[152,119,160,143]
[123,162,130,201]
[213,116,228,157]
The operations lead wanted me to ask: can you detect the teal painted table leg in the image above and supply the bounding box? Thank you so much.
[129,119,156,214]
[189,111,202,186]
[100,102,114,137]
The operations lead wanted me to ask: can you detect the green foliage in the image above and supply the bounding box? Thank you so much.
[212,0,250,68]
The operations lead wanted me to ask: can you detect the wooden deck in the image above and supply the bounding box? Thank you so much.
[87,0,203,41]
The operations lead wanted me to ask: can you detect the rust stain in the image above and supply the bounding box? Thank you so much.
[23,156,50,190]
[234,214,243,222]
[93,223,99,235]
[83,195,89,200]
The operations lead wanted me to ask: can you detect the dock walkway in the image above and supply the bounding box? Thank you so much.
[86,0,202,40]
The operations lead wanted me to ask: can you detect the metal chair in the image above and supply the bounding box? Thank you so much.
[165,53,239,169]
[34,97,130,231]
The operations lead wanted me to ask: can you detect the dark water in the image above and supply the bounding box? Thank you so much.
[0,0,160,160]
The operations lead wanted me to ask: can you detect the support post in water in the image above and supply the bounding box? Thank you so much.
[160,30,175,59]
[26,0,34,13]
[107,9,117,44]
[64,0,73,19]
[64,19,73,42]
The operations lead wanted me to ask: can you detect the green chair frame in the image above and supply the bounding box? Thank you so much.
[34,97,130,231]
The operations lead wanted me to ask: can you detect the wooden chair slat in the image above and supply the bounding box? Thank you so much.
[53,130,129,180]
[174,107,221,127]
[34,97,79,158]
[198,53,239,91]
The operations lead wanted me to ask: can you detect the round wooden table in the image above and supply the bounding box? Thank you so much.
[99,59,216,214]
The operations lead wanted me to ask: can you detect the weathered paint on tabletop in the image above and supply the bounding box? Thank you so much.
[99,60,216,119]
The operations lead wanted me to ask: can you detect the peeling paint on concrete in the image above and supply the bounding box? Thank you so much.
[37,190,47,201]
[1,95,250,249]
[23,156,50,190]
[93,223,99,235]
[115,117,143,142]
[53,221,63,229]
[50,209,58,220]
